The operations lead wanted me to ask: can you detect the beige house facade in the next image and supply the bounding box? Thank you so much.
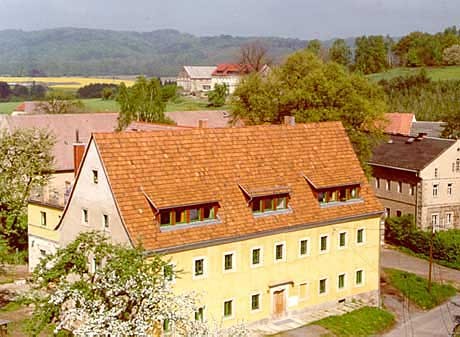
[176,66,215,94]
[370,134,460,230]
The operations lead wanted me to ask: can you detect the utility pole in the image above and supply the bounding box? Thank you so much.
[428,223,436,293]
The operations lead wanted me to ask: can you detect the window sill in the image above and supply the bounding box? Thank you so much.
[319,198,364,208]
[253,208,292,218]
[160,218,221,232]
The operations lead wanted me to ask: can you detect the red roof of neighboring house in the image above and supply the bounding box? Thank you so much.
[212,64,253,76]
[15,103,26,112]
[92,122,382,251]
[384,113,415,136]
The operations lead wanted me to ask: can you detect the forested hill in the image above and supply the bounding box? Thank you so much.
[0,28,309,76]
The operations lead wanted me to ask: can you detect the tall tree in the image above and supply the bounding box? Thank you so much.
[238,41,271,71]
[443,44,460,65]
[231,50,387,172]
[116,76,170,130]
[306,39,322,56]
[27,232,248,337]
[354,35,389,74]
[208,83,228,107]
[0,128,55,248]
[328,39,352,67]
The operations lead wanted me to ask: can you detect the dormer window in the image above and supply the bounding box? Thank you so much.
[251,195,288,214]
[239,184,291,216]
[158,203,218,227]
[316,185,361,206]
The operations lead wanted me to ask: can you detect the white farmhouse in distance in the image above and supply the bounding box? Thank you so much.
[176,66,215,95]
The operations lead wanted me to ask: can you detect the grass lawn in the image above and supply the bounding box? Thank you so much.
[0,101,21,114]
[81,98,120,112]
[165,96,230,112]
[368,66,460,81]
[384,268,457,310]
[313,306,395,337]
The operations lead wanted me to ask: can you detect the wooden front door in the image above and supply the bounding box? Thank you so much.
[273,290,285,318]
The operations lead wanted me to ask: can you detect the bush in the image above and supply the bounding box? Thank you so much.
[385,215,460,268]
[77,83,118,99]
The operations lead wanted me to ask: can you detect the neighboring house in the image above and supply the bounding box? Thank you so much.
[410,121,446,138]
[0,113,120,271]
[211,64,252,94]
[56,120,383,330]
[384,113,415,136]
[370,134,460,231]
[176,66,216,94]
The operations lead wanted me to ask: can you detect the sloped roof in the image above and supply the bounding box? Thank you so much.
[410,121,446,138]
[126,121,189,131]
[2,113,119,171]
[93,122,382,251]
[182,66,216,79]
[212,63,253,76]
[384,113,414,136]
[370,134,455,171]
[165,110,233,128]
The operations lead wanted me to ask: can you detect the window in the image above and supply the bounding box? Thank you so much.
[251,294,260,311]
[223,300,233,318]
[448,183,453,196]
[320,235,328,252]
[252,195,288,213]
[159,204,218,227]
[299,239,309,256]
[195,307,204,322]
[375,178,380,189]
[224,253,234,271]
[456,158,460,172]
[102,214,109,229]
[431,214,438,229]
[434,168,438,178]
[338,273,346,290]
[386,180,391,191]
[82,209,88,224]
[357,228,365,244]
[164,264,174,282]
[446,213,453,227]
[193,258,205,277]
[251,247,262,266]
[92,170,98,184]
[299,283,308,300]
[339,232,347,248]
[396,210,402,217]
[319,278,327,294]
[317,185,360,205]
[433,184,439,197]
[202,85,211,90]
[40,249,46,257]
[40,211,47,226]
[397,181,402,193]
[385,208,391,217]
[409,184,415,196]
[274,243,285,261]
[356,270,364,285]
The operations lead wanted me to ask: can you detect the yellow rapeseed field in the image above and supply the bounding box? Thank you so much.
[0,76,136,89]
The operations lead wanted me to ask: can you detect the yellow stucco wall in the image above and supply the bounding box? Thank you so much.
[164,216,380,327]
[28,203,62,242]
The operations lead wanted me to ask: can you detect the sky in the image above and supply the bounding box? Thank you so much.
[0,0,458,39]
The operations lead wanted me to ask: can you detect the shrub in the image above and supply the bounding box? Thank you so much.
[77,83,118,99]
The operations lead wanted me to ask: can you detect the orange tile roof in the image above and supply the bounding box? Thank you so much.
[384,113,414,136]
[93,122,382,251]
[212,63,253,76]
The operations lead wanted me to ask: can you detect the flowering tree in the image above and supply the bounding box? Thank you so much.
[26,232,248,337]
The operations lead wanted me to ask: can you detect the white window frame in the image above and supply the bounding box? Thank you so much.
[433,184,439,197]
[223,251,236,273]
[337,272,347,291]
[319,277,328,295]
[82,208,89,226]
[102,213,109,230]
[274,241,286,263]
[446,212,453,227]
[397,181,402,193]
[338,231,347,249]
[319,234,329,254]
[355,269,365,287]
[431,213,439,231]
[356,228,366,245]
[375,177,380,189]
[250,246,263,268]
[386,179,391,191]
[92,169,99,184]
[434,168,438,178]
[223,298,235,320]
[298,237,310,258]
[250,292,262,313]
[192,256,207,280]
[448,183,453,196]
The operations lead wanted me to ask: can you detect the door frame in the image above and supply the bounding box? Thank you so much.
[270,284,288,318]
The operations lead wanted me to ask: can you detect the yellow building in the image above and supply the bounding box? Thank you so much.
[56,121,383,330]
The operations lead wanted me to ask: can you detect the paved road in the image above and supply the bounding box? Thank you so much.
[382,295,460,337]
[381,248,460,285]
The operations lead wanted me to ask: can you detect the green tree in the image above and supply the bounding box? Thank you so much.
[354,35,389,74]
[231,50,387,171]
[208,83,228,107]
[0,129,55,249]
[0,82,12,101]
[116,76,170,130]
[306,39,322,55]
[37,91,84,114]
[328,39,352,67]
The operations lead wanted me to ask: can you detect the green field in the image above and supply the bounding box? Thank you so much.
[0,97,231,115]
[368,66,460,81]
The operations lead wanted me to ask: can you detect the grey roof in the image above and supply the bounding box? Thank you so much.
[410,121,446,138]
[182,66,216,79]
[370,134,455,171]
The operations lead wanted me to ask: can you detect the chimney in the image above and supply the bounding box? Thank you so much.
[73,129,85,176]
[284,116,295,126]
[198,119,208,128]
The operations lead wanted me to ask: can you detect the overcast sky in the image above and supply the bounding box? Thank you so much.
[0,0,458,39]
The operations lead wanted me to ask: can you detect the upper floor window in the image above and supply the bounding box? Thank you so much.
[397,182,402,193]
[317,185,360,206]
[409,184,415,196]
[357,228,365,244]
[299,239,309,257]
[386,180,391,191]
[102,214,109,229]
[223,252,235,272]
[252,195,288,214]
[193,257,206,278]
[251,247,262,266]
[320,235,329,252]
[40,211,47,226]
[159,203,218,227]
[448,183,453,196]
[433,184,439,197]
[339,232,347,248]
[274,243,285,262]
[375,178,380,189]
[456,159,460,172]
[92,170,98,184]
[82,209,89,225]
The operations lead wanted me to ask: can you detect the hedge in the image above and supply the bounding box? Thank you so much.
[385,215,460,269]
